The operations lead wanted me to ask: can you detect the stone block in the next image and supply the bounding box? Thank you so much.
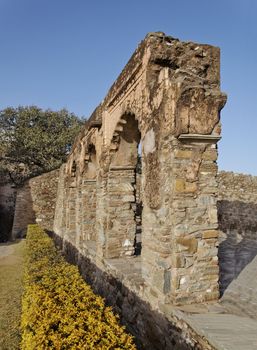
[163,270,171,294]
[204,290,219,301]
[173,198,197,209]
[172,254,185,268]
[178,275,190,290]
[202,230,219,239]
[122,195,135,202]
[208,207,218,223]
[197,247,212,259]
[176,237,198,254]
[175,149,193,159]
[202,150,218,161]
[175,179,197,193]
[185,256,194,268]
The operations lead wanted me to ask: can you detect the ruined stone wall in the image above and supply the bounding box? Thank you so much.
[28,169,59,231]
[54,32,226,308]
[217,172,257,294]
[80,179,96,244]
[12,169,59,238]
[217,171,257,202]
[11,182,35,238]
[0,184,16,241]
[52,32,226,349]
[55,33,226,304]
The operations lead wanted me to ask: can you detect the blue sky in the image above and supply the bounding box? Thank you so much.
[0,0,256,175]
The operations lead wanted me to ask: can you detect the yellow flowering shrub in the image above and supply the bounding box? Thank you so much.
[21,225,136,350]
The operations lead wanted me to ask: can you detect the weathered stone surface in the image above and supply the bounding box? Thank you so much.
[202,230,219,239]
[12,169,59,238]
[217,171,257,295]
[0,184,16,241]
[217,171,257,203]
[52,32,226,308]
[175,179,197,194]
[175,150,193,159]
[176,237,198,254]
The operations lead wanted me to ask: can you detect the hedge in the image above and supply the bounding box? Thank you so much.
[21,225,136,350]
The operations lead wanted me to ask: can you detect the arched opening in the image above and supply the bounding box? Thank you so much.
[106,114,142,258]
[85,144,97,179]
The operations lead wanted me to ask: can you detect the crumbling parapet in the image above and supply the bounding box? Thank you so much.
[53,32,226,306]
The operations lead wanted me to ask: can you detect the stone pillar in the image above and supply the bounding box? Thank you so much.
[53,165,66,238]
[80,178,97,250]
[105,165,136,258]
[141,133,221,305]
[65,184,77,245]
[171,135,221,304]
[95,172,108,260]
[75,180,82,249]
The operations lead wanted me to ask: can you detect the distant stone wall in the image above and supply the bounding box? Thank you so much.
[0,184,16,241]
[217,171,257,203]
[12,170,59,238]
[28,170,59,231]
[217,172,257,294]
[11,182,35,239]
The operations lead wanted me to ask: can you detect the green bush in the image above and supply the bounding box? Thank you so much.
[21,225,136,349]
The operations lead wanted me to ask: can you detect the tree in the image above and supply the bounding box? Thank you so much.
[0,106,83,185]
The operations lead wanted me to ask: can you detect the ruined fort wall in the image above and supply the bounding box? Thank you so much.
[8,165,257,348]
[49,32,228,348]
[54,32,226,308]
[12,169,59,238]
[217,171,257,294]
[0,184,16,241]
[217,171,257,203]
[8,31,257,350]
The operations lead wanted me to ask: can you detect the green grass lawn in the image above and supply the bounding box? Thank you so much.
[0,240,25,350]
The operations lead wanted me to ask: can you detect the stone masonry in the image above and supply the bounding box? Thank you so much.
[9,32,257,349]
[0,183,16,241]
[11,169,59,238]
[53,32,227,307]
[217,172,257,295]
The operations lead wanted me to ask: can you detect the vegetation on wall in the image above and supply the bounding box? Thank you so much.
[21,225,136,350]
[0,106,83,186]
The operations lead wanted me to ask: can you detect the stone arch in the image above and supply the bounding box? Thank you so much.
[84,143,97,180]
[105,113,142,258]
[110,113,141,166]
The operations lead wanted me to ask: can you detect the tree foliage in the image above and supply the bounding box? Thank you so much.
[0,106,83,185]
